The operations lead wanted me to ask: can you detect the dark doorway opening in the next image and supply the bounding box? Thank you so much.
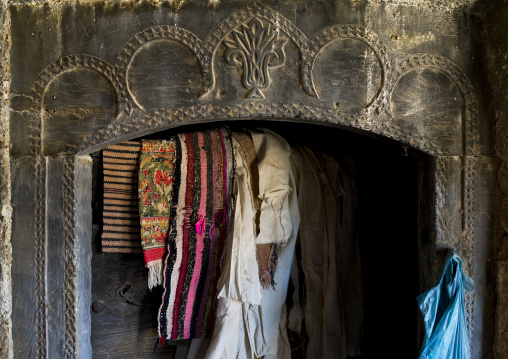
[90,120,422,358]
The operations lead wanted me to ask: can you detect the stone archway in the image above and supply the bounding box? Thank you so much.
[6,1,496,358]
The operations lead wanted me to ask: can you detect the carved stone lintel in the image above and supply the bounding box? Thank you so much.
[68,104,447,157]
[25,3,479,160]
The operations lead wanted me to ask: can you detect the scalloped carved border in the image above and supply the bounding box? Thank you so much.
[464,156,477,351]
[464,157,476,244]
[28,54,118,155]
[391,54,480,156]
[113,25,204,112]
[26,3,480,159]
[435,157,452,246]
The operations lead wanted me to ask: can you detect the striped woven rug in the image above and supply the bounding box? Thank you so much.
[101,141,142,253]
[155,128,235,340]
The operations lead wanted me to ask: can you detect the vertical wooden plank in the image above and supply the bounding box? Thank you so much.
[75,156,93,359]
[46,157,68,358]
[466,156,499,359]
[10,157,38,358]
[46,155,92,358]
[433,156,463,250]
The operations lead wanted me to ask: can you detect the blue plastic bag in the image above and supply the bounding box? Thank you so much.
[417,250,474,359]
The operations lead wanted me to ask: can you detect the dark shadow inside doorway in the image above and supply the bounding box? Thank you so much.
[90,120,422,358]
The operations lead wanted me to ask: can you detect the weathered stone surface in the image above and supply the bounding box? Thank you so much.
[464,156,499,359]
[0,0,12,357]
[391,70,463,155]
[496,247,508,358]
[313,38,382,112]
[127,40,202,109]
[482,0,508,357]
[43,69,117,154]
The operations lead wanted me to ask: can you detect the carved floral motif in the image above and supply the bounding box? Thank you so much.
[224,18,287,99]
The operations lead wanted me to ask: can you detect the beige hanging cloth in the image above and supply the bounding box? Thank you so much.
[243,129,300,359]
[206,129,300,359]
[205,132,262,359]
[287,146,346,359]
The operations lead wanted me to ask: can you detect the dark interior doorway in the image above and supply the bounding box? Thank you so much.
[90,120,421,358]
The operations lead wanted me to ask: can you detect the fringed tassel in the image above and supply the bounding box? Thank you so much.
[147,260,163,290]
[195,215,206,234]
[267,244,279,289]
[258,244,279,290]
[260,270,272,290]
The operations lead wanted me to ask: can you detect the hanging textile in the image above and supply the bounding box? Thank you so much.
[234,130,279,289]
[206,131,262,359]
[206,129,300,359]
[244,129,300,359]
[139,138,179,289]
[101,141,142,253]
[286,146,346,359]
[139,128,235,341]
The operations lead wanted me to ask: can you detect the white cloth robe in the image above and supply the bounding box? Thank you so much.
[243,133,300,358]
[205,135,262,359]
[206,129,299,359]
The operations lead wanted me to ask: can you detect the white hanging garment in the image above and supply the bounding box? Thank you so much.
[205,134,262,359]
[240,130,299,359]
[205,298,245,359]
[206,129,300,359]
[250,129,293,246]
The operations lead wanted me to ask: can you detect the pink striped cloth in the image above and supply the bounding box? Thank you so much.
[154,128,234,341]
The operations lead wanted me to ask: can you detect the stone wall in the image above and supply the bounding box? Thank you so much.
[0,0,12,358]
[483,0,508,357]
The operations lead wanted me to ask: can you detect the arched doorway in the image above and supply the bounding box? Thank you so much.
[7,1,494,358]
[89,119,425,358]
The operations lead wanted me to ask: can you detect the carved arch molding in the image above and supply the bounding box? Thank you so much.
[26,0,479,158]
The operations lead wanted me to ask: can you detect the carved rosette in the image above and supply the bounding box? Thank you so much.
[224,18,287,99]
